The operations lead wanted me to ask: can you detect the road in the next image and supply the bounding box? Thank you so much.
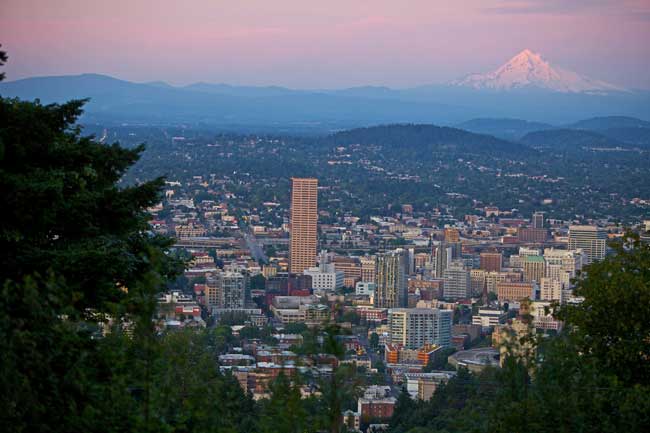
[357,329,393,386]
[242,229,268,264]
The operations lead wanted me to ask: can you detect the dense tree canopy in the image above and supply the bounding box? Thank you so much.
[0,79,183,431]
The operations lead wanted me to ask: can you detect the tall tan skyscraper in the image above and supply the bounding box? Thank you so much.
[289,177,318,274]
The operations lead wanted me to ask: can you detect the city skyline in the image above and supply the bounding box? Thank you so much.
[1,6,649,433]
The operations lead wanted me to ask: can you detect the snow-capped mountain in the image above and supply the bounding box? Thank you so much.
[452,49,625,94]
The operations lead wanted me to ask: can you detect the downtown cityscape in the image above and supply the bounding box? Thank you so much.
[1,1,650,433]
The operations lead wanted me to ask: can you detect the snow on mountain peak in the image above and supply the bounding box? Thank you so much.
[451,49,625,94]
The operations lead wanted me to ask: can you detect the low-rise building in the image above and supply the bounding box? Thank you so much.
[358,386,396,423]
[472,308,507,329]
[405,371,456,401]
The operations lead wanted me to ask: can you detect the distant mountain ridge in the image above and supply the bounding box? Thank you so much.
[452,49,624,94]
[1,71,649,127]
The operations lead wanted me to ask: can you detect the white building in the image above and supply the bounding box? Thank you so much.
[544,248,585,279]
[529,301,563,331]
[472,308,506,329]
[388,308,452,349]
[540,277,564,302]
[405,371,456,401]
[542,248,586,302]
[356,281,376,296]
[303,250,344,291]
[442,260,470,300]
[568,225,607,264]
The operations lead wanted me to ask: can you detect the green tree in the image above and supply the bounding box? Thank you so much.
[0,87,182,431]
[559,233,650,386]
[259,372,307,433]
[149,329,257,433]
[369,332,379,349]
[250,273,266,290]
[0,45,6,81]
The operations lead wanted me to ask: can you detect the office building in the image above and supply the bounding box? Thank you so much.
[518,227,548,244]
[431,243,453,278]
[388,308,453,349]
[510,247,541,268]
[544,248,585,285]
[405,371,456,401]
[470,269,487,297]
[568,225,607,264]
[532,212,545,229]
[413,252,430,269]
[332,256,361,283]
[360,256,376,282]
[303,250,344,291]
[540,277,563,302]
[444,228,460,243]
[289,177,318,274]
[472,308,507,328]
[206,271,248,309]
[374,249,408,308]
[486,271,522,294]
[480,251,502,272]
[497,281,535,302]
[442,260,471,300]
[523,255,545,283]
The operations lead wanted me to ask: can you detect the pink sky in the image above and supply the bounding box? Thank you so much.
[1,0,649,88]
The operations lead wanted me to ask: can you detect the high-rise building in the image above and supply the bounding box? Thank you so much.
[532,212,545,229]
[289,177,318,274]
[388,308,453,349]
[414,253,430,269]
[486,271,522,294]
[206,271,248,309]
[374,249,408,308]
[523,255,545,283]
[543,248,585,282]
[444,228,460,243]
[509,246,541,268]
[431,243,452,278]
[470,269,487,297]
[480,251,502,272]
[333,256,361,281]
[568,225,607,264]
[442,260,471,300]
[360,256,376,282]
[540,277,563,302]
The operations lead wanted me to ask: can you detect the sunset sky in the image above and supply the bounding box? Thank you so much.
[1,0,649,89]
